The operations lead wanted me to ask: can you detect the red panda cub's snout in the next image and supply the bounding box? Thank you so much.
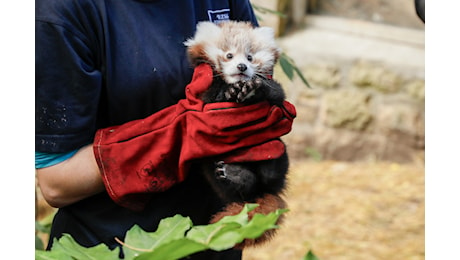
[184,21,281,85]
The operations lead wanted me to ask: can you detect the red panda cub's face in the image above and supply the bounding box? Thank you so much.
[184,21,281,84]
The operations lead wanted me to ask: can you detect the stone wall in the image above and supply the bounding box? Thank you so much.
[252,1,425,163]
[280,59,424,163]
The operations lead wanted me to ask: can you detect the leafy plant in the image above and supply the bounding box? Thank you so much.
[305,147,322,162]
[251,3,287,21]
[36,204,287,260]
[303,250,321,260]
[35,210,56,250]
[252,3,311,89]
[279,53,311,88]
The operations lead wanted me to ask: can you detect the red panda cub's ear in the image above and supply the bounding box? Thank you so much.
[185,43,207,66]
[184,22,222,66]
[252,26,282,63]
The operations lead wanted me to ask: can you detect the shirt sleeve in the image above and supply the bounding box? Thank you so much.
[35,150,79,169]
[35,2,102,153]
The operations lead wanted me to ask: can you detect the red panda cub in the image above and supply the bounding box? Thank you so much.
[184,21,289,248]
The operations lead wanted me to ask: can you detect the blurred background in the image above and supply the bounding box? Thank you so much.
[36,0,425,259]
[244,0,425,259]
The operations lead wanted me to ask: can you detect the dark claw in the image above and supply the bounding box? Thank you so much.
[216,169,226,179]
[236,92,244,102]
[254,77,262,86]
[214,161,227,178]
[242,85,248,95]
[224,85,239,100]
[224,91,232,100]
[215,161,225,167]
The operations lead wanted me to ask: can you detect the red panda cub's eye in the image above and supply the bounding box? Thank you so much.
[226,53,233,59]
[247,54,253,62]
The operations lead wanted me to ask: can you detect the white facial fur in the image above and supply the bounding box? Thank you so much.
[184,21,281,84]
[220,51,254,84]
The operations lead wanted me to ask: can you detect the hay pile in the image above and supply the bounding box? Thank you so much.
[243,160,424,260]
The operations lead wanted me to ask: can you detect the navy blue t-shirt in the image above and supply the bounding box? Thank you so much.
[36,0,257,258]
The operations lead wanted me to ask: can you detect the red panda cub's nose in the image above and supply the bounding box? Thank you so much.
[237,63,247,72]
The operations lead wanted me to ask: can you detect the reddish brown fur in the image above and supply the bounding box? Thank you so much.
[186,43,208,66]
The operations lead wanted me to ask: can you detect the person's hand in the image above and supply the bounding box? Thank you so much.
[93,64,296,211]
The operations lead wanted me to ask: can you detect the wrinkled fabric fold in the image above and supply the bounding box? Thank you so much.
[93,64,296,211]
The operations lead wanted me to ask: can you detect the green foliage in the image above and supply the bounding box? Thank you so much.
[39,235,120,260]
[303,250,321,260]
[251,3,311,89]
[305,147,322,161]
[35,204,287,260]
[35,235,45,251]
[251,3,287,21]
[35,210,56,250]
[280,53,311,88]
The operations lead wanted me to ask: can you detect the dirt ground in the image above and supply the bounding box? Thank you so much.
[242,159,425,260]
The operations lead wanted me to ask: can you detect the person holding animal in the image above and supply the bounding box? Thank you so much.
[36,0,295,259]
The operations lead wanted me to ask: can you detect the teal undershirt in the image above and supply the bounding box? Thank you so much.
[35,150,78,169]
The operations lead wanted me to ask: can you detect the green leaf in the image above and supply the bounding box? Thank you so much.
[251,4,286,18]
[280,54,294,80]
[186,204,287,251]
[123,215,192,259]
[305,147,322,161]
[293,64,312,88]
[185,203,258,250]
[50,235,119,260]
[35,221,50,234]
[304,250,321,260]
[280,52,312,88]
[37,204,288,260]
[238,208,288,240]
[183,204,250,250]
[36,211,57,233]
[35,235,45,251]
[215,203,258,225]
[135,238,206,260]
[35,249,74,260]
[187,222,243,251]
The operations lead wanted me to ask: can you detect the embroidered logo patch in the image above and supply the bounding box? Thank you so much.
[208,9,230,24]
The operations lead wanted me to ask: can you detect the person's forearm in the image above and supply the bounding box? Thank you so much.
[36,144,105,208]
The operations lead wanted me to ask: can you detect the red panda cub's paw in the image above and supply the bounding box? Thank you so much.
[210,193,287,249]
[233,77,264,103]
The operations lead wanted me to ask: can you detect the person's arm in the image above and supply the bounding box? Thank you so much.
[36,3,106,208]
[36,144,105,208]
